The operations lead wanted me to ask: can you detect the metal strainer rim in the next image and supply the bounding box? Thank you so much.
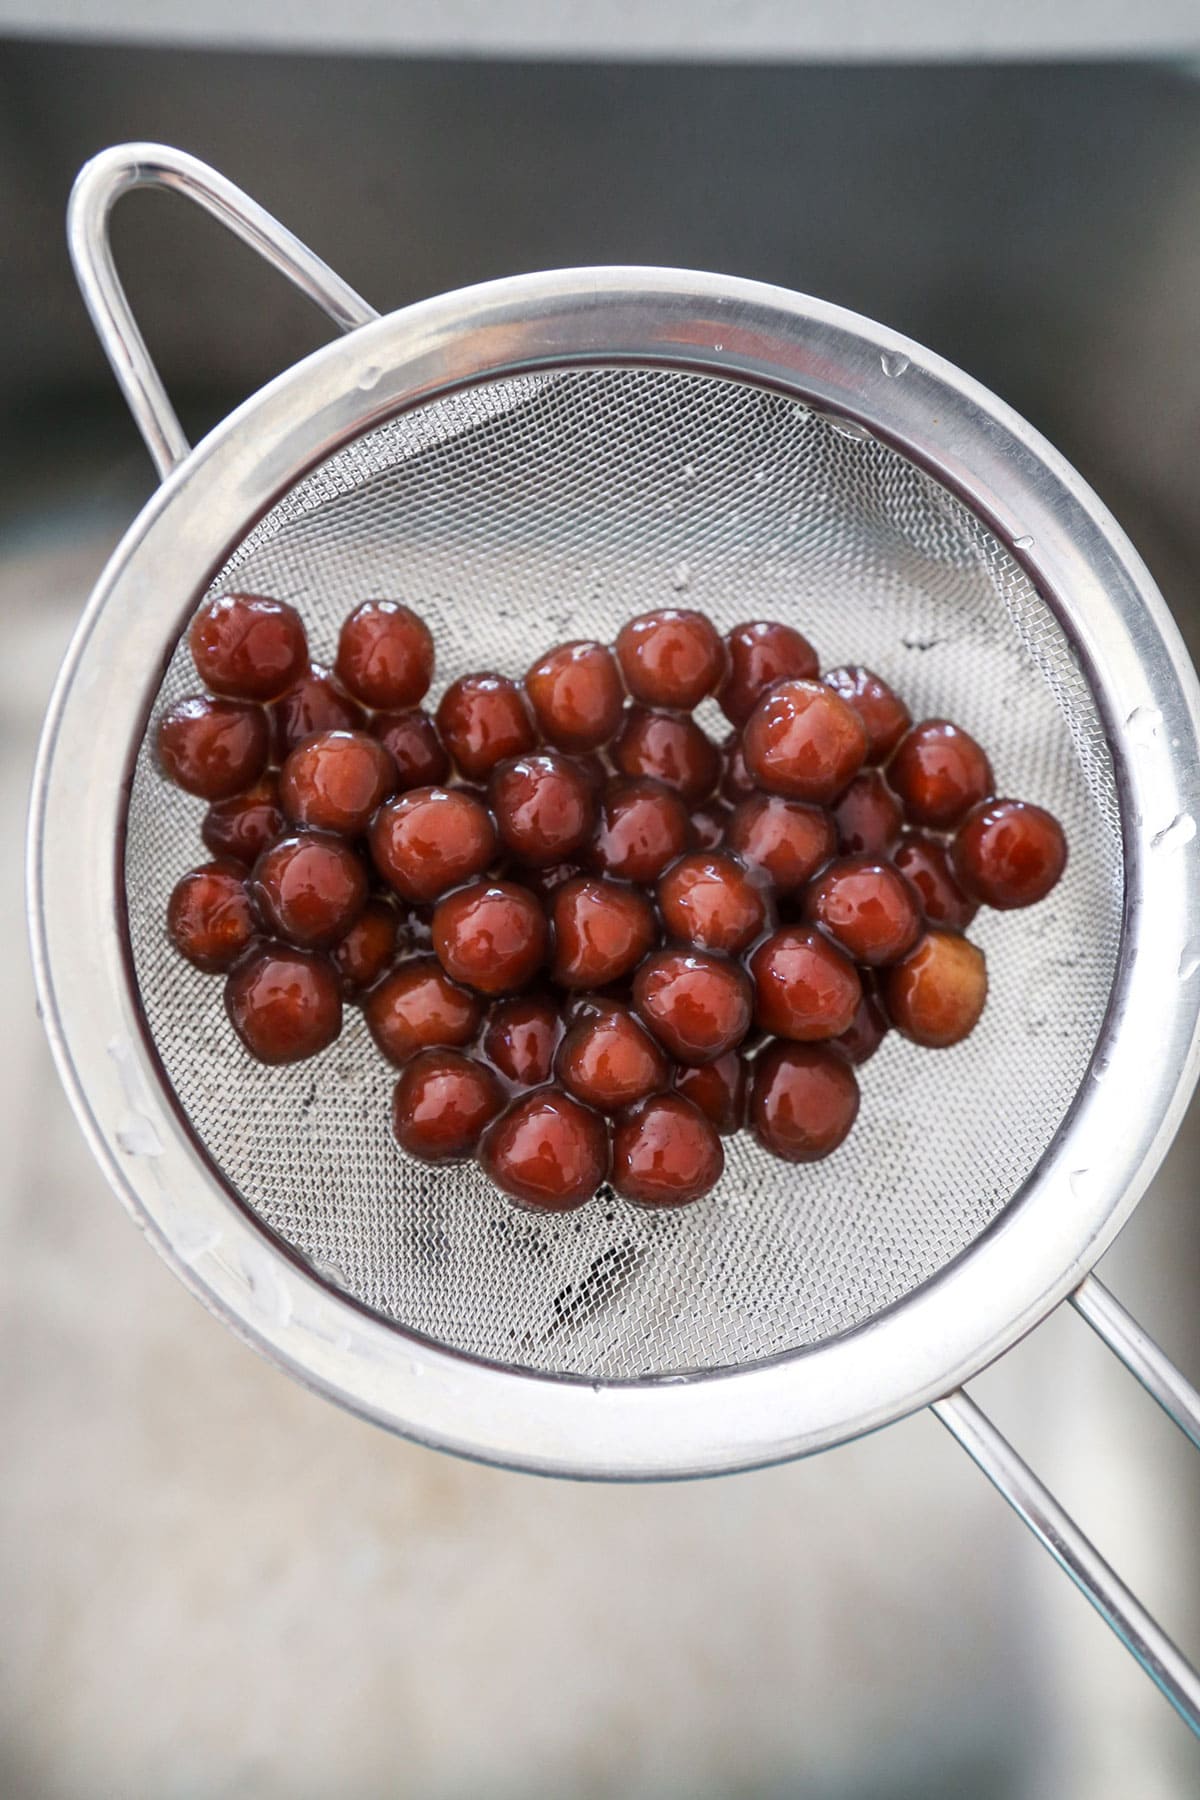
[29,264,1200,1477]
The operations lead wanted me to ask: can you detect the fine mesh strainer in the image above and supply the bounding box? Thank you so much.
[29,144,1200,1727]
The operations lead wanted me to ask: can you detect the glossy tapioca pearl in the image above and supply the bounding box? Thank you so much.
[436,672,537,780]
[481,993,563,1088]
[279,730,397,836]
[431,880,548,996]
[822,665,911,763]
[611,1093,724,1207]
[888,719,993,830]
[805,856,922,967]
[555,1003,670,1114]
[656,853,769,955]
[724,793,836,895]
[586,778,691,884]
[674,1049,748,1134]
[719,731,757,804]
[742,679,869,804]
[224,944,343,1065]
[250,834,368,949]
[632,949,753,1065]
[749,1041,860,1162]
[523,640,625,751]
[271,662,366,760]
[689,800,732,851]
[833,770,903,856]
[335,600,435,709]
[331,897,400,995]
[891,833,977,932]
[370,709,450,790]
[717,619,820,726]
[390,1050,505,1162]
[157,696,270,800]
[748,927,861,1041]
[201,774,285,867]
[951,799,1068,910]
[549,877,656,989]
[830,982,890,1066]
[480,1087,610,1212]
[369,786,497,903]
[615,608,727,710]
[166,861,257,972]
[189,592,309,702]
[488,752,597,867]
[612,707,720,802]
[363,958,484,1066]
[882,930,988,1048]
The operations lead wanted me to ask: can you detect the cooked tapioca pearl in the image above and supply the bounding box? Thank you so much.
[189,592,309,702]
[748,927,861,1041]
[833,770,903,856]
[612,1093,724,1207]
[742,679,868,804]
[805,856,921,966]
[481,1087,609,1211]
[279,730,397,836]
[481,994,563,1087]
[952,799,1067,910]
[657,853,769,955]
[488,752,597,866]
[556,1003,670,1113]
[201,774,285,867]
[166,861,257,972]
[432,880,548,995]
[632,949,753,1065]
[892,833,978,931]
[882,930,988,1048]
[612,707,720,802]
[271,662,366,759]
[725,793,836,894]
[225,944,342,1065]
[524,640,625,751]
[587,778,690,884]
[822,665,911,762]
[549,877,656,988]
[369,786,497,903]
[157,696,269,800]
[615,609,727,709]
[888,719,993,830]
[391,1050,504,1161]
[750,1041,860,1162]
[830,982,890,1066]
[717,620,820,726]
[719,731,757,804]
[371,709,450,790]
[689,800,731,851]
[363,958,483,1066]
[674,1050,748,1134]
[331,898,399,994]
[436,673,537,779]
[250,834,368,949]
[335,600,434,709]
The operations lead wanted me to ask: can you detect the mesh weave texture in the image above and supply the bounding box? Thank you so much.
[124,367,1122,1379]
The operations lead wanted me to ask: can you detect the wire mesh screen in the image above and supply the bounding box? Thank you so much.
[123,365,1122,1380]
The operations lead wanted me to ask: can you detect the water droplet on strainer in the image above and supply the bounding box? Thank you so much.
[1151,812,1196,854]
[880,350,910,378]
[1126,704,1163,746]
[1179,941,1200,981]
[1090,1051,1111,1082]
[682,461,697,485]
[1069,1168,1097,1200]
[670,562,691,593]
[357,365,382,391]
[312,1257,350,1291]
[713,342,724,352]
[1013,534,1035,551]
[829,418,872,442]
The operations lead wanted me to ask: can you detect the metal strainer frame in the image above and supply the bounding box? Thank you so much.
[28,144,1200,1727]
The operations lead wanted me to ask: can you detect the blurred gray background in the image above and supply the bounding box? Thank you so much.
[4,37,1200,1800]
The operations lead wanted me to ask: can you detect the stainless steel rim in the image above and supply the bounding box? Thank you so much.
[28,265,1200,1478]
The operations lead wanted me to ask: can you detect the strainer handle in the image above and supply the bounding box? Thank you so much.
[934,1316,1200,1736]
[67,142,379,480]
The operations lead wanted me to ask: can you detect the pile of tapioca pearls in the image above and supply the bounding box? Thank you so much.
[159,594,1067,1212]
